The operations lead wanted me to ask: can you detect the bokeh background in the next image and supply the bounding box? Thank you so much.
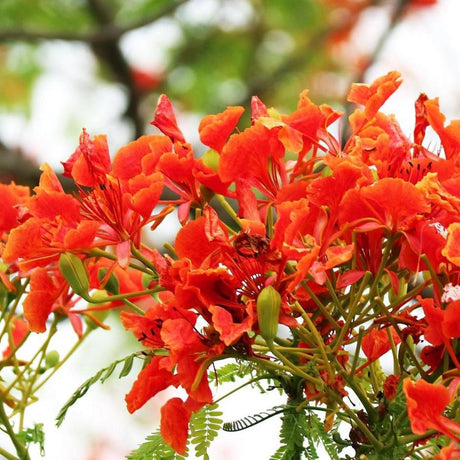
[0,0,459,458]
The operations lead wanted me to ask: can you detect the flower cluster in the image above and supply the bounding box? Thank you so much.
[1,70,460,459]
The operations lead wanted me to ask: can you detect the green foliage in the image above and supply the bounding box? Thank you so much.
[127,430,186,460]
[0,0,92,31]
[308,412,339,460]
[0,0,339,149]
[270,409,306,460]
[56,352,138,427]
[189,403,223,459]
[126,404,222,460]
[223,405,287,432]
[210,362,244,384]
[17,423,45,456]
[269,408,340,460]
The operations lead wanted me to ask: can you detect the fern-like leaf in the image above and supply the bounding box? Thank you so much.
[126,430,186,460]
[189,403,223,459]
[270,409,306,460]
[223,405,287,431]
[56,352,139,427]
[308,412,339,460]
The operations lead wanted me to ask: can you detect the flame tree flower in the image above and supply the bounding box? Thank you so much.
[1,70,460,460]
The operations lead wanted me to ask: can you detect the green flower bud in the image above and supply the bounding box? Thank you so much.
[45,350,59,369]
[201,149,220,171]
[256,285,281,344]
[59,252,90,298]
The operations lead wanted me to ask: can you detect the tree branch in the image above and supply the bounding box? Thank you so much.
[0,0,188,44]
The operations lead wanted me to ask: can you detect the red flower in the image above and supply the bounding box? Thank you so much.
[339,178,430,233]
[420,297,460,371]
[219,122,286,199]
[2,165,99,271]
[23,265,83,335]
[199,105,245,153]
[383,374,399,400]
[160,398,191,455]
[347,71,402,122]
[361,327,401,362]
[1,317,28,359]
[62,129,111,188]
[151,94,186,143]
[124,355,178,414]
[403,378,460,442]
[0,182,29,237]
[443,223,460,267]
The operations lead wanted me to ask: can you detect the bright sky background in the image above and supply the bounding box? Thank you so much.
[1,1,459,459]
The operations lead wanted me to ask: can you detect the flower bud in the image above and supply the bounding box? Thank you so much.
[59,252,90,298]
[256,285,281,344]
[45,350,60,369]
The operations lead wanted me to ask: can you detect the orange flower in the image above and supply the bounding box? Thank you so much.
[403,378,460,442]
[339,178,430,233]
[199,105,245,153]
[219,122,286,198]
[151,94,186,143]
[361,327,401,362]
[1,317,28,359]
[23,265,84,335]
[2,165,99,271]
[62,129,111,187]
[347,71,402,121]
[443,223,460,267]
[0,182,29,237]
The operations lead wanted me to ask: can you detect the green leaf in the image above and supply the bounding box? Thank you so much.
[189,403,223,459]
[17,423,45,456]
[56,352,139,427]
[270,408,307,460]
[223,405,287,432]
[308,412,339,460]
[210,362,249,384]
[126,430,186,460]
[119,354,135,378]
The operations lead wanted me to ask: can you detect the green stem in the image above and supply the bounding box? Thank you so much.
[0,280,29,338]
[340,370,377,422]
[131,244,158,275]
[326,387,384,451]
[298,281,340,330]
[3,320,57,405]
[32,328,91,394]
[267,342,325,387]
[332,271,372,351]
[0,403,30,460]
[349,327,365,376]
[292,301,335,381]
[213,375,272,405]
[88,248,152,274]
[324,277,346,317]
[17,318,58,431]
[215,194,241,230]
[0,446,20,460]
[373,297,429,380]
[83,286,163,304]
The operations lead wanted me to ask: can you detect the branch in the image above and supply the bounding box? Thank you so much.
[0,141,74,190]
[0,0,188,44]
